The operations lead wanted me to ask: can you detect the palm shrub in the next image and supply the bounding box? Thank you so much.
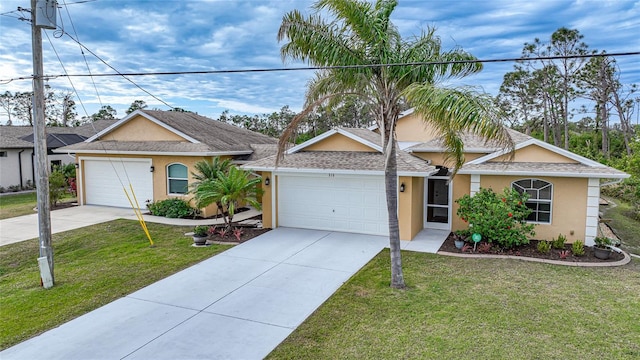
[189,157,232,217]
[456,187,535,248]
[192,165,262,229]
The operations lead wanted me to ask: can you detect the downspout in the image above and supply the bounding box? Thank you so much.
[18,149,25,188]
[31,151,35,186]
[600,178,624,188]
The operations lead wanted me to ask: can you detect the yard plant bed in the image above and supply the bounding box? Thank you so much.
[438,232,625,263]
[204,227,271,244]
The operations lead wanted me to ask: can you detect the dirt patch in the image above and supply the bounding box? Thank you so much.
[438,233,625,263]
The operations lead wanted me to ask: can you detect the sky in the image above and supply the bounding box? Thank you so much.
[1,0,639,125]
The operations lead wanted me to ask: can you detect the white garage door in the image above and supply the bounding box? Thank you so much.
[83,158,153,208]
[278,173,389,236]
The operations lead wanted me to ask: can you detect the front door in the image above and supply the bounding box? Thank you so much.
[425,177,451,230]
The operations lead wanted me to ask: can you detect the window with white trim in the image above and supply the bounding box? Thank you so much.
[512,179,552,224]
[167,163,188,195]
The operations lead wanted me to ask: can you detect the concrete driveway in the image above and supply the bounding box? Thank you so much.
[1,228,389,360]
[0,205,134,246]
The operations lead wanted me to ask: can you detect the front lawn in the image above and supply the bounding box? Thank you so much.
[268,250,640,359]
[601,196,640,255]
[0,192,76,220]
[0,219,231,349]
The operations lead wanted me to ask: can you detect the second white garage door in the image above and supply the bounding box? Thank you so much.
[83,158,154,208]
[277,173,389,236]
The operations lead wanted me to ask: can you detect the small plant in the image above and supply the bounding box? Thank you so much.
[217,227,228,238]
[559,250,570,259]
[594,236,613,249]
[478,242,492,253]
[147,198,198,218]
[461,243,473,253]
[453,229,470,241]
[193,225,209,237]
[572,240,585,256]
[233,228,244,242]
[208,226,217,235]
[537,240,551,254]
[49,168,67,206]
[551,234,567,249]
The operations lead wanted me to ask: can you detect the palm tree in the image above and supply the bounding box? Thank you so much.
[190,157,232,218]
[192,166,262,229]
[278,0,513,288]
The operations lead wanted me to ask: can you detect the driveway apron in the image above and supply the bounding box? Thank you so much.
[1,228,388,360]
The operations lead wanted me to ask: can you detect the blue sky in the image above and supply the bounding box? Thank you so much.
[1,0,639,125]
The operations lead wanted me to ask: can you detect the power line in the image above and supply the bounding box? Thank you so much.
[1,51,639,83]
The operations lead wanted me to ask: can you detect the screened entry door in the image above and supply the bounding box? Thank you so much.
[425,178,450,230]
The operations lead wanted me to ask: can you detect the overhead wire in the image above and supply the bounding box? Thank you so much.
[1,51,639,84]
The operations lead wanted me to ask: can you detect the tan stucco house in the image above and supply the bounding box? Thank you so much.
[56,110,277,216]
[244,109,629,246]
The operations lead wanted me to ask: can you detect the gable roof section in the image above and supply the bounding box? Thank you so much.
[0,121,116,149]
[459,138,629,179]
[58,110,277,155]
[245,127,434,176]
[407,127,532,153]
[286,127,382,154]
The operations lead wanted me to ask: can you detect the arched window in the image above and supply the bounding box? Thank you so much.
[167,163,188,195]
[512,179,552,224]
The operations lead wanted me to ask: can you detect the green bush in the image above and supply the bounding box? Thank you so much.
[147,198,198,218]
[551,234,567,249]
[456,187,536,248]
[572,240,585,256]
[537,240,551,254]
[49,169,67,206]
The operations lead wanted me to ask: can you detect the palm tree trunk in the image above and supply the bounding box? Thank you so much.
[385,138,405,289]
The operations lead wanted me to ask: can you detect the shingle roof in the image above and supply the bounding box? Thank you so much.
[407,127,531,153]
[58,111,277,154]
[140,110,277,151]
[245,150,435,175]
[459,162,629,178]
[0,121,116,149]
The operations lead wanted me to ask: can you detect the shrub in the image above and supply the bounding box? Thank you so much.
[147,198,198,218]
[572,240,585,256]
[559,250,570,259]
[537,240,551,254]
[49,169,67,206]
[456,187,536,248]
[551,234,567,249]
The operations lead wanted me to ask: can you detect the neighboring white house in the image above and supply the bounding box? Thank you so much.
[0,121,116,190]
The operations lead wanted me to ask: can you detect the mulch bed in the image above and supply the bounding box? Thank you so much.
[438,232,625,263]
[204,227,271,245]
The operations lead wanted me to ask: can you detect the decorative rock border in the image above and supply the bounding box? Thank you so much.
[437,248,632,267]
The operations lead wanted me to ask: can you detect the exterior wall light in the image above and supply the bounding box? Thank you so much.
[75,163,79,169]
[265,177,270,186]
[150,165,155,172]
[400,183,405,192]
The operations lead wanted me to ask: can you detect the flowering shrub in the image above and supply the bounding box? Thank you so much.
[456,187,536,248]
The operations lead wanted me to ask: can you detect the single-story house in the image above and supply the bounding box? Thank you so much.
[0,121,115,189]
[55,110,277,216]
[244,109,629,245]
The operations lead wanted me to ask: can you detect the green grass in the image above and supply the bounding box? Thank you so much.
[0,219,231,349]
[601,196,640,255]
[0,192,76,220]
[268,250,640,359]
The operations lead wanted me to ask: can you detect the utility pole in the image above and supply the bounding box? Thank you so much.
[31,0,56,288]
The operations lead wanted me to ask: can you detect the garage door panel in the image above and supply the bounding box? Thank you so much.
[83,159,153,208]
[278,174,389,236]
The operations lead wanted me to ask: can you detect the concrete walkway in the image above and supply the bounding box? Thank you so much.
[0,205,262,246]
[1,228,397,360]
